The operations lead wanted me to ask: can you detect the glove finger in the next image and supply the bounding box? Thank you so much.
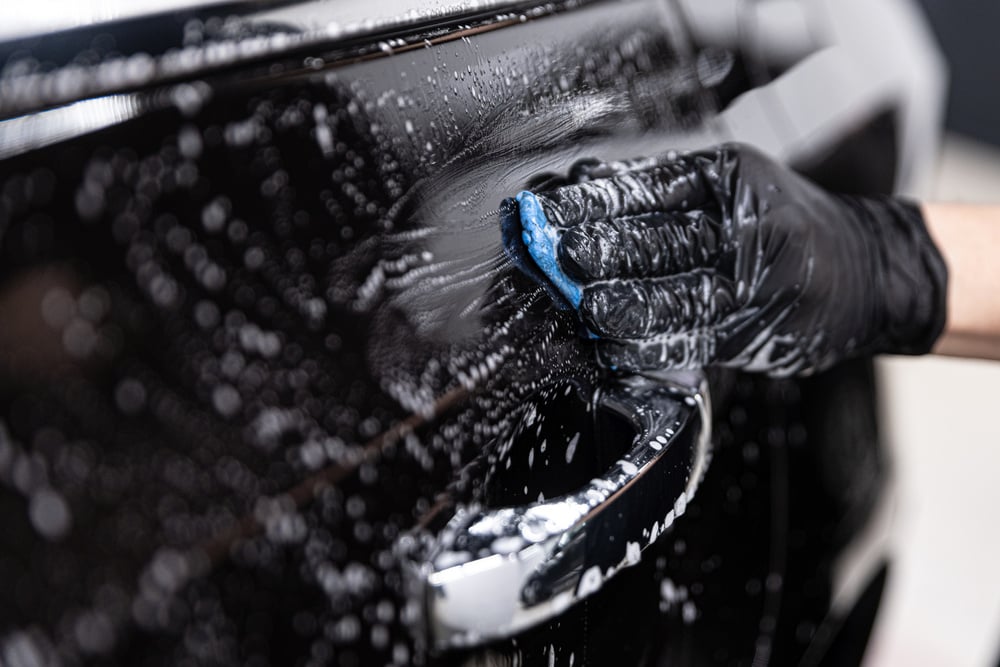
[559,209,724,282]
[567,155,665,183]
[595,331,719,372]
[524,170,571,192]
[535,157,711,228]
[580,270,737,338]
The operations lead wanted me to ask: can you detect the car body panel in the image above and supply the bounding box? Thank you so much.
[0,1,940,665]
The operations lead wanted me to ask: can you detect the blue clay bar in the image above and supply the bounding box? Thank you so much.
[515,191,583,309]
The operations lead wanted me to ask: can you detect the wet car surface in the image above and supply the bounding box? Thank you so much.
[0,1,941,665]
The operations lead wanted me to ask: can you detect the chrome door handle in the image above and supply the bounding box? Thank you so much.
[402,370,712,651]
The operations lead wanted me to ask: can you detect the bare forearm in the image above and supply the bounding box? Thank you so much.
[923,203,1000,359]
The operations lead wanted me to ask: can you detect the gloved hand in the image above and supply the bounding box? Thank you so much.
[509,143,948,377]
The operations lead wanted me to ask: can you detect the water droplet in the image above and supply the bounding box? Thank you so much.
[212,384,241,418]
[29,488,71,540]
[114,378,147,415]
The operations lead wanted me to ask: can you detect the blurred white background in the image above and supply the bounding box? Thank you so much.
[867,133,1000,667]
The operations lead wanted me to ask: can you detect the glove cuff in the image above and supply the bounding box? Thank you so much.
[856,196,949,356]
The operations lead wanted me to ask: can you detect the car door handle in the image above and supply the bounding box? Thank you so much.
[402,370,712,651]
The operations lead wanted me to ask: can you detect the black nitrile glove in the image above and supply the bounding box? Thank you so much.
[518,143,948,377]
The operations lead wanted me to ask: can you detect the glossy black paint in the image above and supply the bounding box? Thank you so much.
[0,1,892,666]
